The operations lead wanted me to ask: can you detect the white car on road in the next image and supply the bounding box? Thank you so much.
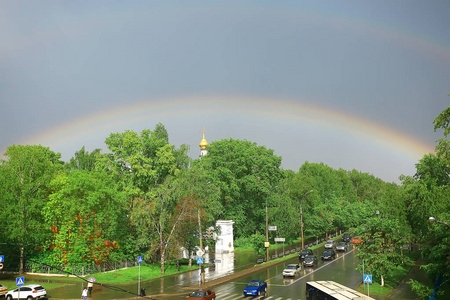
[282,264,301,277]
[6,284,47,300]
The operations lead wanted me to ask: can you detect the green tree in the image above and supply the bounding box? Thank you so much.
[44,170,127,266]
[355,217,411,286]
[195,138,283,237]
[66,146,101,171]
[0,145,63,273]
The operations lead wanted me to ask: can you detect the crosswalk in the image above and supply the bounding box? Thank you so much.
[212,293,301,300]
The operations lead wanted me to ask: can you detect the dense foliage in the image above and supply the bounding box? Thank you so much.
[1,107,449,298]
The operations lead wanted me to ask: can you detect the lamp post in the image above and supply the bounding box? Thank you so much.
[266,186,278,262]
[300,190,313,250]
[429,217,450,228]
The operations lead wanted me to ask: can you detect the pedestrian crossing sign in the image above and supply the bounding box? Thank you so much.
[16,277,25,286]
[197,257,203,264]
[0,255,4,262]
[364,274,372,284]
[138,256,143,264]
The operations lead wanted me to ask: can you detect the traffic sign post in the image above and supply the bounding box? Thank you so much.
[364,274,372,296]
[137,256,143,296]
[16,276,25,300]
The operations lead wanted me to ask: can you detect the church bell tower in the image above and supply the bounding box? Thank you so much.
[199,128,209,157]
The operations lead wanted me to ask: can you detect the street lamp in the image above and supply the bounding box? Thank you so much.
[300,190,313,250]
[429,217,450,228]
[266,185,278,262]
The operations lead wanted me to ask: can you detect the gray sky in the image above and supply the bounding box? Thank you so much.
[1,1,449,183]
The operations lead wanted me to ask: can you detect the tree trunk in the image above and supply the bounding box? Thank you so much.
[19,246,24,274]
[160,243,165,274]
[381,274,384,287]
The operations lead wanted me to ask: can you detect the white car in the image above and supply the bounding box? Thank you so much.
[6,284,47,300]
[324,239,336,249]
[282,264,301,277]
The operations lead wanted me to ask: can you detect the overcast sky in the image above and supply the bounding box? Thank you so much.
[1,0,449,183]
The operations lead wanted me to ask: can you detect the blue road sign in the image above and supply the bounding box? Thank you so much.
[16,277,25,286]
[364,274,373,284]
[138,256,143,264]
[0,255,4,263]
[197,257,203,264]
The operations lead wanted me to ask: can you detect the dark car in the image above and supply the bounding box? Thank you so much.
[299,249,313,261]
[336,242,348,252]
[187,289,216,300]
[243,280,267,297]
[342,233,352,243]
[321,249,336,261]
[302,255,318,267]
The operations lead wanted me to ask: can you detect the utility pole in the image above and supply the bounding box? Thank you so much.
[266,186,278,262]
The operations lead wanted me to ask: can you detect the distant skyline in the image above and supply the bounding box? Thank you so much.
[1,1,449,183]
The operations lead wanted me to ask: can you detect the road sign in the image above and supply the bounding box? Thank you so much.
[364,274,373,284]
[0,263,3,270]
[197,257,203,264]
[16,277,25,286]
[268,226,277,231]
[137,256,143,264]
[0,255,3,262]
[274,237,285,242]
[196,249,204,257]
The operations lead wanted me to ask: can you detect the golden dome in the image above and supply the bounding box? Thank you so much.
[199,128,209,149]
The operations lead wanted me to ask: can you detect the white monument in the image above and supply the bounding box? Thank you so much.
[215,220,235,254]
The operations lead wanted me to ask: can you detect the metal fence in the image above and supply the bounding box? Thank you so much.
[25,260,138,276]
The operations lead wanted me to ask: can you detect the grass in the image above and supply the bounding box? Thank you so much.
[90,261,201,284]
[0,260,201,291]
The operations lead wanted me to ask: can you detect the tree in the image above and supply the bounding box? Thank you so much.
[195,138,283,237]
[44,170,127,267]
[130,179,201,273]
[355,217,411,286]
[0,145,63,273]
[66,146,102,171]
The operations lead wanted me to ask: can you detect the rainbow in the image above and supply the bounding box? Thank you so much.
[18,95,434,162]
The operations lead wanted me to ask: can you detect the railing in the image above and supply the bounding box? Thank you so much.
[25,260,138,276]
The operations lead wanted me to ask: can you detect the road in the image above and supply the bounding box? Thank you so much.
[163,246,363,300]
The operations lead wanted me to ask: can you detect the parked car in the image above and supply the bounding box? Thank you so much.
[243,280,267,297]
[187,289,216,300]
[342,233,352,243]
[352,236,362,244]
[302,255,318,268]
[282,264,301,277]
[298,249,313,261]
[0,284,7,297]
[321,249,336,261]
[324,239,336,249]
[336,242,348,252]
[6,285,47,300]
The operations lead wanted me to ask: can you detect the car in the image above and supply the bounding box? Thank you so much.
[321,249,336,260]
[6,285,47,300]
[302,255,318,268]
[0,284,7,297]
[282,264,301,277]
[187,289,216,300]
[342,233,352,243]
[324,239,336,249]
[336,242,348,252]
[298,249,313,261]
[352,236,362,244]
[243,280,267,297]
